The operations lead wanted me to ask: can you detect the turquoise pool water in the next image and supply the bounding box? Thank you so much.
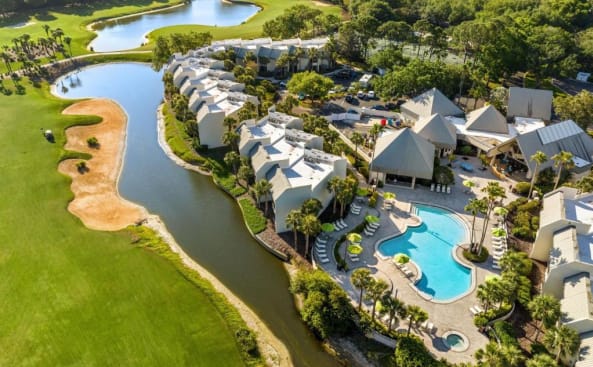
[378,204,471,301]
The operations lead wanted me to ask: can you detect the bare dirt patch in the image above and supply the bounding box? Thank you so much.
[58,99,147,231]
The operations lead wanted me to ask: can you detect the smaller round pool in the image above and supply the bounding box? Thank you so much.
[443,331,469,352]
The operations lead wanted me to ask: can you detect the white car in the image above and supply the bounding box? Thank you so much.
[357,90,365,98]
[368,91,375,99]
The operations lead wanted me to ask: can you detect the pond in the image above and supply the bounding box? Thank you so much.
[89,0,259,52]
[53,63,339,367]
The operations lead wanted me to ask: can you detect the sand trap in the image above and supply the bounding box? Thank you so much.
[312,1,332,6]
[58,99,147,231]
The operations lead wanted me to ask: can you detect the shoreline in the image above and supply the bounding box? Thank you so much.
[57,97,292,367]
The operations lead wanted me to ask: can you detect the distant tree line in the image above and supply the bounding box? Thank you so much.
[1,0,106,13]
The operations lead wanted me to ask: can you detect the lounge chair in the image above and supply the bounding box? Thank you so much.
[403,269,414,278]
[475,306,485,313]
[470,306,480,315]
[316,237,328,244]
[447,186,451,194]
[350,257,360,262]
[368,222,380,229]
[436,184,441,193]
[339,219,348,228]
[334,221,344,230]
[352,203,362,210]
[319,257,330,264]
[430,183,435,191]
[316,249,327,254]
[442,185,447,193]
[351,207,361,215]
[421,320,429,329]
[493,263,501,270]
[316,245,327,251]
[365,226,376,233]
[426,322,435,334]
[364,229,375,237]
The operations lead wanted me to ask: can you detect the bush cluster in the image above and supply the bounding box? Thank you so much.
[506,198,541,241]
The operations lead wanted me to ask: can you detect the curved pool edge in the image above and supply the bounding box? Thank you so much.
[442,331,470,353]
[374,202,478,304]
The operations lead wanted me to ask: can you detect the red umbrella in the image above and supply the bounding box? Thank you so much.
[381,119,387,126]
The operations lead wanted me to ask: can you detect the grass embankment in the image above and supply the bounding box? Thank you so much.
[238,198,267,234]
[146,0,342,45]
[0,0,183,56]
[0,81,254,366]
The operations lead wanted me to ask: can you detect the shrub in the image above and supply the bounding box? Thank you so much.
[86,137,99,148]
[238,198,266,234]
[377,180,384,188]
[459,145,473,156]
[513,182,531,196]
[235,328,258,356]
[474,315,489,327]
[433,165,454,185]
[394,335,440,367]
[512,226,532,239]
[76,160,87,173]
[463,248,489,263]
[492,321,519,347]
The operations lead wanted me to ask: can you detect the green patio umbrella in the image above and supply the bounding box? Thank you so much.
[347,244,363,255]
[393,253,410,264]
[347,232,362,243]
[365,215,380,224]
[321,223,335,232]
[383,192,396,200]
[493,207,509,217]
[491,227,507,238]
[462,180,475,188]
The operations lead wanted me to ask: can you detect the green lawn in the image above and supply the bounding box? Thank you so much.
[147,0,342,44]
[0,81,251,366]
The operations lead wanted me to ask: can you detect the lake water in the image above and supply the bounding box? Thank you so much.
[53,63,339,367]
[89,0,259,52]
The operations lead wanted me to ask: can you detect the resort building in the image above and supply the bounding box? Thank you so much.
[400,88,464,122]
[531,187,593,366]
[507,87,553,122]
[209,37,331,76]
[412,113,457,157]
[167,52,259,148]
[238,109,346,232]
[370,128,435,188]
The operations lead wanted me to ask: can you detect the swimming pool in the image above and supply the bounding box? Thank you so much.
[378,204,471,301]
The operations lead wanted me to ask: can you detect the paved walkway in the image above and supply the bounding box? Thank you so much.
[315,156,519,364]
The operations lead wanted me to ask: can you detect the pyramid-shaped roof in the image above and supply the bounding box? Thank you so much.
[401,88,463,120]
[465,105,509,135]
[372,128,435,179]
[413,114,457,149]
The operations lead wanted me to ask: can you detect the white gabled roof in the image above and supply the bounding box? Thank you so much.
[465,105,509,135]
[372,128,435,179]
[413,113,457,149]
[401,88,463,119]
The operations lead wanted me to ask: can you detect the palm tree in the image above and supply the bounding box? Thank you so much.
[365,279,389,321]
[476,342,506,367]
[63,36,72,56]
[337,182,354,217]
[552,151,574,190]
[464,198,487,249]
[543,325,580,363]
[301,198,322,216]
[0,52,12,74]
[350,132,364,161]
[327,176,342,214]
[299,214,321,257]
[223,117,237,132]
[52,28,64,44]
[406,305,428,335]
[253,179,273,215]
[380,294,406,331]
[368,123,384,184]
[529,151,548,199]
[222,131,240,151]
[499,250,532,276]
[351,268,373,311]
[528,294,561,341]
[477,281,500,313]
[42,24,51,38]
[525,353,558,367]
[285,210,303,251]
[224,151,240,175]
[477,181,506,252]
[502,344,526,367]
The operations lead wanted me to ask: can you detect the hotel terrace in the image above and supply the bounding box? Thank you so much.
[239,108,346,232]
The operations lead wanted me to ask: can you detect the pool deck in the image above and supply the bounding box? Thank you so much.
[316,157,519,364]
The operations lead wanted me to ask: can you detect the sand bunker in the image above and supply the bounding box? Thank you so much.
[58,99,147,231]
